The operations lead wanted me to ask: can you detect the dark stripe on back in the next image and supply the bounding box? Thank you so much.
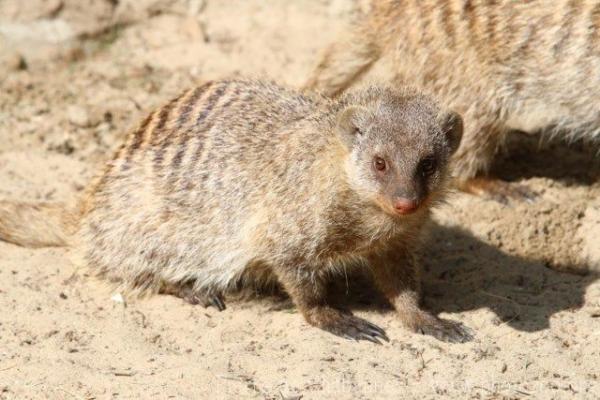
[177,82,213,128]
[439,0,455,47]
[150,92,188,170]
[152,94,182,145]
[485,0,498,49]
[179,82,229,168]
[462,0,474,15]
[588,3,600,54]
[121,113,154,171]
[462,0,479,48]
[216,84,242,117]
[415,0,432,46]
[553,0,582,56]
[162,85,215,172]
[125,113,153,159]
[194,82,228,128]
[173,83,241,195]
[514,21,538,56]
[165,82,231,191]
[498,1,516,60]
[95,162,116,194]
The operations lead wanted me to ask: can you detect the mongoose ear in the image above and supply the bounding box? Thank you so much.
[336,106,366,148]
[440,111,463,155]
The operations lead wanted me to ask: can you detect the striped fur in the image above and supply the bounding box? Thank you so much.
[305,0,600,183]
[0,79,471,342]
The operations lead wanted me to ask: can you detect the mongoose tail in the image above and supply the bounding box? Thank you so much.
[0,201,75,248]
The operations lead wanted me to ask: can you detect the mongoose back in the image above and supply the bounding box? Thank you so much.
[305,0,600,199]
[0,78,470,343]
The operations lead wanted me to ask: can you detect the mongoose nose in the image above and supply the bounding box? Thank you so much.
[394,198,419,215]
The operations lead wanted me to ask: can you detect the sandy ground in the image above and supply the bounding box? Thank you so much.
[0,1,599,399]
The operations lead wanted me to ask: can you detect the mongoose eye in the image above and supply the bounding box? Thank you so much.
[373,156,387,172]
[420,157,437,176]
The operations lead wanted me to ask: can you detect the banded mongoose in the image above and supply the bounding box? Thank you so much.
[0,79,472,343]
[305,0,600,200]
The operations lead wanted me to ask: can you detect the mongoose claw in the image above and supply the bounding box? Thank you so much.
[182,291,226,311]
[321,312,389,344]
[460,177,538,204]
[417,317,474,343]
[364,320,390,342]
[207,295,227,311]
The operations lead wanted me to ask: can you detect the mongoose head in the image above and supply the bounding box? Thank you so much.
[337,87,462,217]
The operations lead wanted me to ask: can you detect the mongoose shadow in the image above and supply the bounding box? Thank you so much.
[299,223,597,334]
[422,224,597,333]
[489,131,600,186]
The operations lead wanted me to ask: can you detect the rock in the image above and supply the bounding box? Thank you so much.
[0,50,27,71]
[0,0,63,22]
[67,105,91,127]
[0,19,75,43]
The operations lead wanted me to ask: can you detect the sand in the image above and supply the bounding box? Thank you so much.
[0,1,599,399]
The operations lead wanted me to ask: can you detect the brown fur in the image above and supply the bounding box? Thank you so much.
[305,0,600,187]
[0,78,470,343]
[0,201,77,247]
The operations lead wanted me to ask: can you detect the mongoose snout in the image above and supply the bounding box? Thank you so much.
[393,198,419,215]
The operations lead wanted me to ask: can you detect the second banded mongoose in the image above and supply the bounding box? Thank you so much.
[0,79,471,343]
[305,0,600,201]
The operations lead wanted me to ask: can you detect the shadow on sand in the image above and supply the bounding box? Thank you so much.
[422,224,597,333]
[490,131,600,185]
[320,223,597,334]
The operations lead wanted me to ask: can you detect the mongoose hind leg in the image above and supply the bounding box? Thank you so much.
[274,266,389,344]
[412,314,473,343]
[162,283,226,311]
[452,111,536,203]
[369,247,474,343]
[459,177,537,205]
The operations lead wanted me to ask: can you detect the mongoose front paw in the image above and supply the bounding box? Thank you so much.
[415,317,474,343]
[162,285,226,311]
[461,177,537,204]
[307,307,389,344]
